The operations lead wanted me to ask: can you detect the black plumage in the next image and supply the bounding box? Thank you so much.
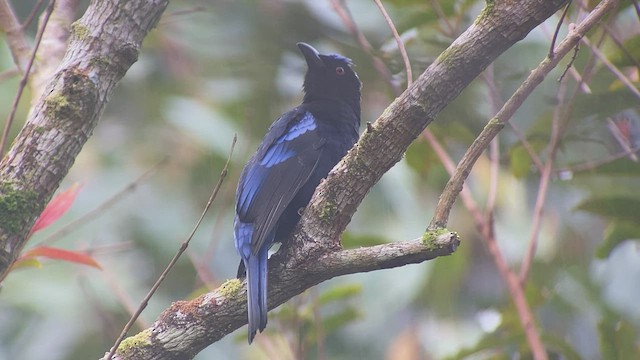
[234,42,361,343]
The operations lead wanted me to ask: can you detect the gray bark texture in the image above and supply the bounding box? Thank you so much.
[109,1,569,359]
[0,0,570,358]
[0,0,169,281]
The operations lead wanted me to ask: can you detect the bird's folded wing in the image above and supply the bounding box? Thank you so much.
[236,110,324,254]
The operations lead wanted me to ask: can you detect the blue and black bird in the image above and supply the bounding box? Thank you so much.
[234,42,361,343]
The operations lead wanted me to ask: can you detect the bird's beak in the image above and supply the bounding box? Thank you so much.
[297,42,324,69]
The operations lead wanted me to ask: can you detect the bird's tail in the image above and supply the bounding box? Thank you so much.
[245,246,269,343]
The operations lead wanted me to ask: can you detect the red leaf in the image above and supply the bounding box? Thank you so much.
[30,183,81,235]
[21,246,102,269]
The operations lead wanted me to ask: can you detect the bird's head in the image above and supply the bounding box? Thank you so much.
[297,42,361,112]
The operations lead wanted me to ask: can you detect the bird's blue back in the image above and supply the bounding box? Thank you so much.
[234,43,361,343]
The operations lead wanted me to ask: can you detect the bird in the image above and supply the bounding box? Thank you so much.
[234,42,361,343]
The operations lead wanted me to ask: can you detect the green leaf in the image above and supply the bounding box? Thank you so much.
[599,318,639,360]
[608,35,640,68]
[573,90,640,121]
[509,145,532,178]
[597,221,640,258]
[575,197,640,223]
[405,137,440,177]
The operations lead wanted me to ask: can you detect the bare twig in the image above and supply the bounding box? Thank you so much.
[632,0,640,19]
[430,0,618,230]
[0,0,31,72]
[0,68,20,82]
[105,135,236,360]
[519,80,568,284]
[558,38,580,82]
[607,117,639,162]
[428,1,619,358]
[328,0,400,94]
[482,65,502,213]
[0,0,56,157]
[373,0,413,86]
[40,158,169,245]
[21,0,47,30]
[541,22,592,93]
[427,0,456,37]
[549,0,572,58]
[507,121,545,172]
[602,23,640,69]
[556,147,640,174]
[580,36,640,99]
[101,265,150,330]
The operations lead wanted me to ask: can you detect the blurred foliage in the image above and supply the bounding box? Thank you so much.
[1,0,639,359]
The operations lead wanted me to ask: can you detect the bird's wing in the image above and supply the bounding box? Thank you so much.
[236,108,324,254]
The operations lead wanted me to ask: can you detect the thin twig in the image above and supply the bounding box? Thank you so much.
[21,0,47,30]
[105,135,236,360]
[541,22,592,93]
[580,35,640,100]
[373,0,413,87]
[328,0,400,94]
[159,5,206,26]
[632,0,640,19]
[427,0,456,37]
[430,0,618,230]
[508,122,545,173]
[0,0,31,72]
[428,2,618,358]
[40,158,169,245]
[519,80,568,284]
[549,0,572,58]
[0,68,20,82]
[558,38,580,82]
[101,265,150,330]
[0,0,56,156]
[556,147,640,174]
[607,117,639,162]
[602,23,640,69]
[482,65,502,213]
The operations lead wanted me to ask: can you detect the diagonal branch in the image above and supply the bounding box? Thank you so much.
[110,1,573,359]
[0,0,169,282]
[430,0,618,229]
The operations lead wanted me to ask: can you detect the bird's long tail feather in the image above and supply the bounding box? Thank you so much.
[246,246,269,343]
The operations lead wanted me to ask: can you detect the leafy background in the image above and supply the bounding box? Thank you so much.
[0,0,639,359]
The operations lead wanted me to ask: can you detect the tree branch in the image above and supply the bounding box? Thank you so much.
[430,0,617,229]
[0,0,169,282]
[0,0,31,72]
[110,1,572,359]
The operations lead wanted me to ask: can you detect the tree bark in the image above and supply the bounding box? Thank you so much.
[0,0,169,282]
[108,1,569,359]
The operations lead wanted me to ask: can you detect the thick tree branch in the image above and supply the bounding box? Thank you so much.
[0,0,169,281]
[109,233,459,360]
[111,1,571,359]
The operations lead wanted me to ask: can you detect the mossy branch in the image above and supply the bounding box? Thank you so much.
[110,1,571,359]
[0,0,169,282]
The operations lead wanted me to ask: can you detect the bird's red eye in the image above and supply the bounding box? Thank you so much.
[335,67,345,75]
